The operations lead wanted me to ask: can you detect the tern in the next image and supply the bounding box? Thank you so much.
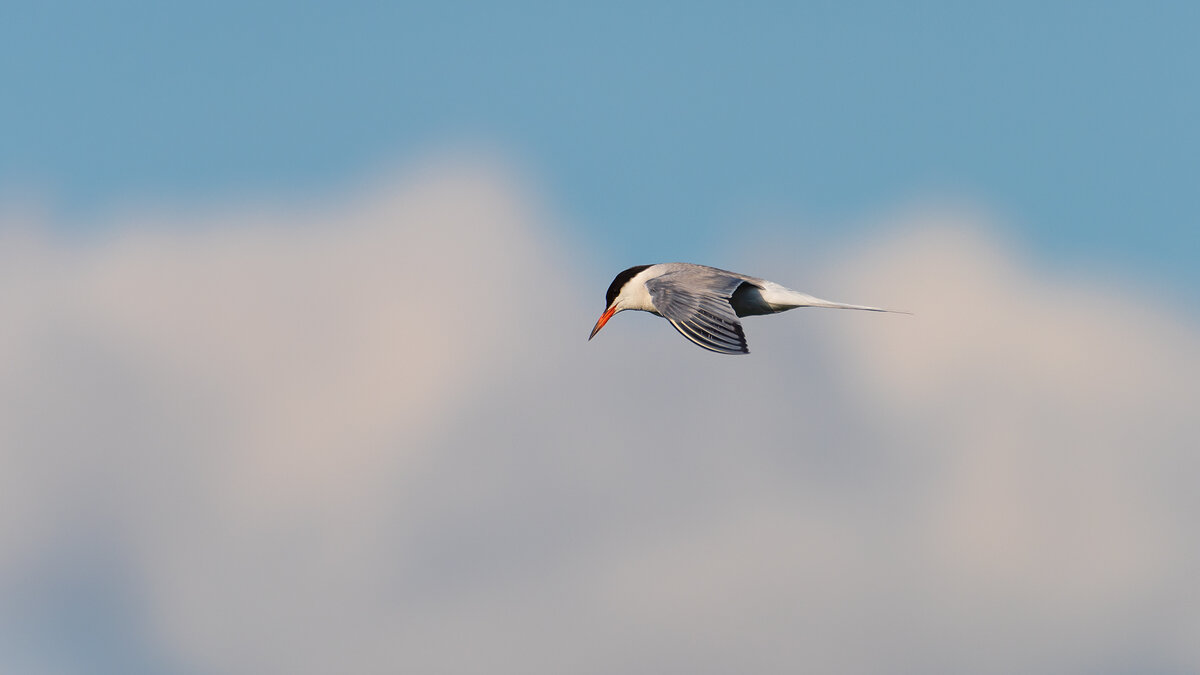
[589,263,905,355]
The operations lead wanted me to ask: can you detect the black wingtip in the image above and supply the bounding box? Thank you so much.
[668,318,750,355]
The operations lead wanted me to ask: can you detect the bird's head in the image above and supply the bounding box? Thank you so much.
[589,264,653,340]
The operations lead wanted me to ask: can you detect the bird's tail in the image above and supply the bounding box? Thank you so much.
[777,289,911,314]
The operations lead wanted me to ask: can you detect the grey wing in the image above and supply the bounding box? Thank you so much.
[645,270,750,355]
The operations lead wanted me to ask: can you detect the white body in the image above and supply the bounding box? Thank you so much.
[613,263,887,316]
[592,262,902,355]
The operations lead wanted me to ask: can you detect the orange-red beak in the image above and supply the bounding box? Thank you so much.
[589,306,617,340]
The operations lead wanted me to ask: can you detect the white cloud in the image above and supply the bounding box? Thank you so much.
[1,160,1197,674]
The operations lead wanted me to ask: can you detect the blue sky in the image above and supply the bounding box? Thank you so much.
[3,1,1198,302]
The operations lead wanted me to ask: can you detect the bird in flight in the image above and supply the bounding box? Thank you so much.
[589,263,906,355]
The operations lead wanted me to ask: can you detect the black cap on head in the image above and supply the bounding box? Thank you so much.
[605,265,652,308]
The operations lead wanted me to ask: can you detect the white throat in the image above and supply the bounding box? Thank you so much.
[615,266,662,314]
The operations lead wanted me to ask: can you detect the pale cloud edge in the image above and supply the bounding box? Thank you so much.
[0,156,1197,675]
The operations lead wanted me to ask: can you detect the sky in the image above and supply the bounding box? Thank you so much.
[2,1,1198,302]
[2,3,1200,674]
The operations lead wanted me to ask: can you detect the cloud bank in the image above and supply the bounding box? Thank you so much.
[1,158,1197,674]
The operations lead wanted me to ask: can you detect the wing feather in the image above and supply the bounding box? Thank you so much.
[645,271,751,355]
